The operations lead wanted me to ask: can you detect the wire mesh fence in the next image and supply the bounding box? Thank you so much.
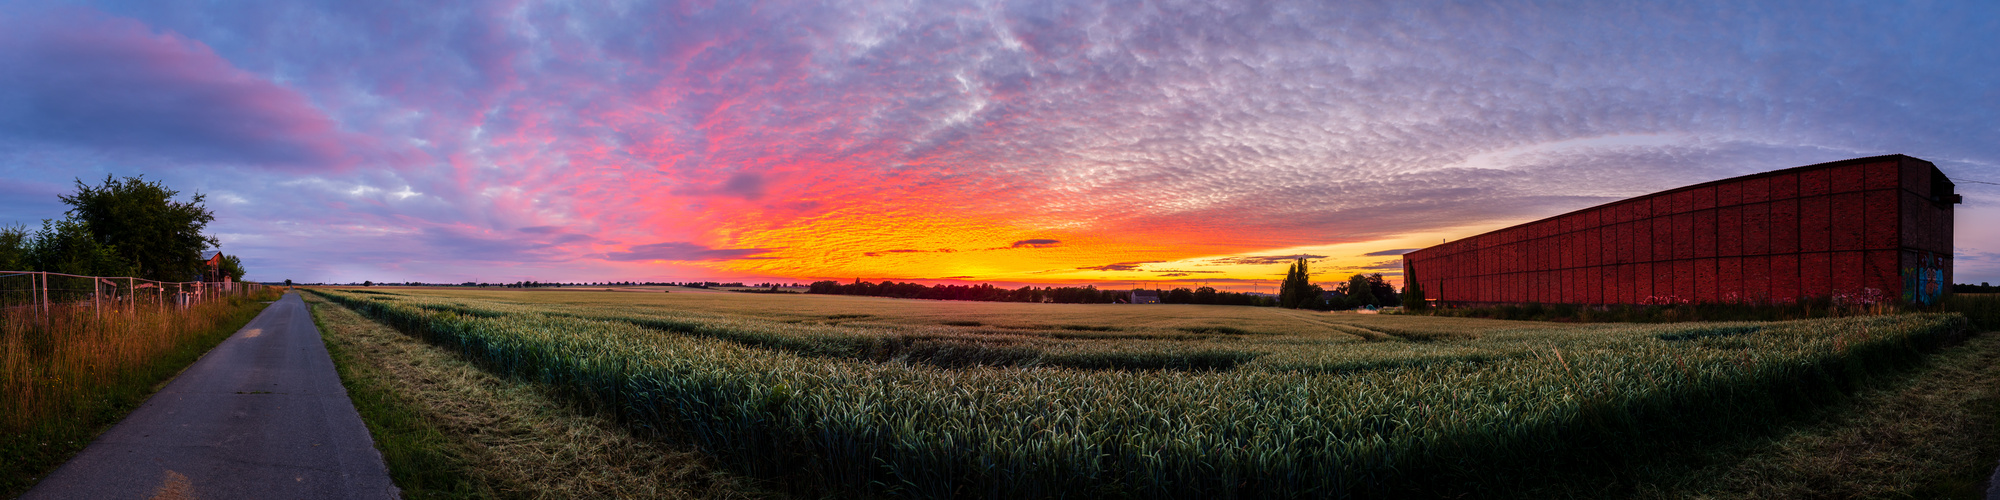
[0,271,277,323]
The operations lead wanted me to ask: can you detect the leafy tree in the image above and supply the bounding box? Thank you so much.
[60,175,218,281]
[1193,286,1219,305]
[363,280,374,287]
[1366,274,1400,307]
[1342,274,1378,309]
[25,218,134,277]
[218,254,246,281]
[0,225,26,271]
[1333,273,1401,308]
[284,279,294,287]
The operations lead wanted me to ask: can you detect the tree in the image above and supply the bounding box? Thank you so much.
[0,225,25,271]
[363,280,374,287]
[284,279,294,287]
[1193,286,1219,305]
[1278,258,1322,309]
[1401,282,1428,310]
[60,175,218,282]
[1366,274,1400,307]
[1343,274,1378,308]
[218,254,246,281]
[25,218,134,277]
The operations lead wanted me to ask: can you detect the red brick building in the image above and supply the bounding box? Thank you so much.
[1401,155,1959,306]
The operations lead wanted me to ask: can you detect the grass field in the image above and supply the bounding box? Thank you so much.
[312,287,1978,497]
[304,292,771,499]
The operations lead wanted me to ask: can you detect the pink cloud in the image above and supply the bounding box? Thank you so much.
[0,8,369,171]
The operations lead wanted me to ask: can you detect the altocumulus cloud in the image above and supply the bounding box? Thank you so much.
[0,0,1994,284]
[1204,255,1329,266]
[1364,249,1420,257]
[1077,261,1162,272]
[603,242,777,262]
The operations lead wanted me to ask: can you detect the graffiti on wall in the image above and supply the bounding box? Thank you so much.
[1902,252,1947,305]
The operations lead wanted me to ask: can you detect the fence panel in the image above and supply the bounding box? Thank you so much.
[0,271,275,323]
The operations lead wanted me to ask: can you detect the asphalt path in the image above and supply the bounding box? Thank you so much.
[23,292,397,500]
[1990,462,2000,500]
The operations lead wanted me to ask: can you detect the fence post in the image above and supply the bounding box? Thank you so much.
[38,271,48,321]
[93,277,100,322]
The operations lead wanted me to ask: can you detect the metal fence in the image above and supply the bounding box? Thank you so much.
[0,270,278,322]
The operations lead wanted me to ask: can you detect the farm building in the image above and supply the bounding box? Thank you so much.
[201,251,230,283]
[1130,289,1161,304]
[1401,155,1958,307]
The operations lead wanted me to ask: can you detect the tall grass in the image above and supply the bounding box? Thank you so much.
[1411,294,2000,332]
[1,289,281,494]
[315,289,1969,497]
[1941,294,2000,331]
[1404,296,1906,323]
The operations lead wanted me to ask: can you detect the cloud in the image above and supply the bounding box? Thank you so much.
[1363,249,1420,256]
[1204,254,1330,266]
[602,242,776,262]
[861,240,1061,257]
[1076,261,1164,272]
[1142,277,1280,284]
[1349,260,1405,271]
[0,8,363,170]
[1157,273,1189,277]
[675,172,770,200]
[410,224,600,263]
[2,1,1997,285]
[863,248,955,257]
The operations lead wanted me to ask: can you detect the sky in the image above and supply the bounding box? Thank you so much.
[0,0,1996,289]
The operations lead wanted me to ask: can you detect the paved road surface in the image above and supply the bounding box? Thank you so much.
[24,292,397,500]
[1989,461,2000,500]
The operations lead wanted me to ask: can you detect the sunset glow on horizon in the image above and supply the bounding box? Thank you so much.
[2,1,1997,289]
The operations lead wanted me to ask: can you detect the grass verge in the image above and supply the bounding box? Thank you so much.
[1402,293,2000,326]
[1635,329,2000,498]
[304,290,770,498]
[0,294,276,497]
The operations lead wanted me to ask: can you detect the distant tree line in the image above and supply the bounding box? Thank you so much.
[0,175,237,282]
[806,279,1277,306]
[1275,258,1404,311]
[1141,286,1276,306]
[1957,282,2000,294]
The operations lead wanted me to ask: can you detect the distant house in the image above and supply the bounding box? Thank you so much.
[1320,290,1344,307]
[201,251,231,283]
[1130,289,1161,304]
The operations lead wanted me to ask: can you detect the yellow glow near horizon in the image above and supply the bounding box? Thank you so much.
[696,211,1516,292]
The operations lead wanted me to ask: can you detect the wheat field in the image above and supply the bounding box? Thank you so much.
[314,287,1970,497]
